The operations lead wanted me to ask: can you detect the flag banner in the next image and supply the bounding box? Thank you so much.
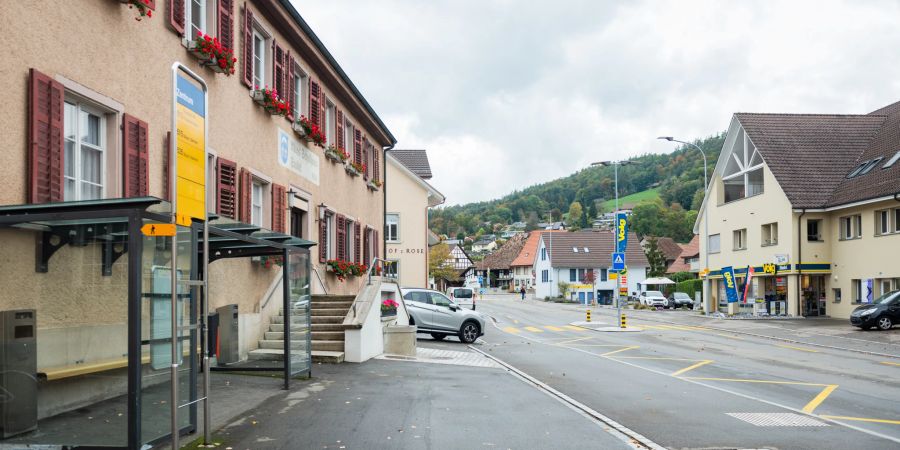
[741,265,755,303]
[723,266,739,304]
[616,212,628,253]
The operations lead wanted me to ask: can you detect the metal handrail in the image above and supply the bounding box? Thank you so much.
[367,257,398,286]
[311,265,328,295]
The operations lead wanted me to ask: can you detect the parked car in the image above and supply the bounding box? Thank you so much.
[668,292,694,309]
[402,288,485,343]
[850,290,900,331]
[447,287,476,310]
[639,291,668,308]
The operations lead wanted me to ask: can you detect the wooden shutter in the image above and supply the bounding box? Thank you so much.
[122,114,149,198]
[363,228,370,266]
[271,183,286,233]
[238,167,252,223]
[362,138,369,180]
[373,145,380,182]
[318,86,326,129]
[374,230,379,259]
[336,214,346,261]
[272,40,284,100]
[241,3,254,88]
[353,129,362,165]
[318,213,328,263]
[336,109,344,151]
[216,157,237,218]
[309,79,320,125]
[286,53,296,122]
[169,0,185,36]
[28,68,64,204]
[217,0,234,51]
[354,222,361,263]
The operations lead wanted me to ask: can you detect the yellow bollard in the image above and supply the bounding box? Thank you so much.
[586,309,592,323]
[620,313,627,329]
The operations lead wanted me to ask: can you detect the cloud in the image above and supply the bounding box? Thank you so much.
[295,0,900,205]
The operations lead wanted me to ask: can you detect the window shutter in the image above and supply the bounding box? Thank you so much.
[238,167,252,223]
[373,145,380,182]
[318,214,328,263]
[271,183,286,233]
[336,214,346,261]
[336,109,344,151]
[363,138,369,180]
[309,79,320,125]
[122,114,149,198]
[217,0,234,51]
[28,68,64,204]
[169,0,185,36]
[318,86,326,130]
[272,40,285,101]
[353,129,362,165]
[374,230,379,259]
[363,228,370,265]
[216,157,237,218]
[241,3,254,88]
[286,54,295,122]
[354,222,361,263]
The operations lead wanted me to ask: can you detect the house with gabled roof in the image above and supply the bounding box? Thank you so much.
[696,101,900,319]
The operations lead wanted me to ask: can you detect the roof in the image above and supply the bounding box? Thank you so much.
[666,235,699,274]
[387,152,445,206]
[655,237,683,262]
[511,231,563,267]
[543,231,648,268]
[475,233,528,270]
[389,149,433,179]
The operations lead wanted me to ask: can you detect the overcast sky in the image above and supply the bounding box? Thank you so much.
[295,0,900,206]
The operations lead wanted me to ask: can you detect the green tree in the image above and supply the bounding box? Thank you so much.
[429,244,459,281]
[644,237,668,277]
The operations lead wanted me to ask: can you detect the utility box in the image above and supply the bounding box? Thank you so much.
[0,309,37,438]
[216,305,239,364]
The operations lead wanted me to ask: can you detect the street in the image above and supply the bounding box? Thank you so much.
[474,294,900,449]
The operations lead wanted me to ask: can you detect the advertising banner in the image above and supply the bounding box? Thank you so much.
[722,266,739,303]
[741,265,755,303]
[615,212,628,253]
[174,73,206,226]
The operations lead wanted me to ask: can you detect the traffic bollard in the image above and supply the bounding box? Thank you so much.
[586,309,591,322]
[620,313,627,329]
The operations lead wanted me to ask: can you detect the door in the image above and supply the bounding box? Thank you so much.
[578,292,586,304]
[429,292,459,332]
[403,291,435,329]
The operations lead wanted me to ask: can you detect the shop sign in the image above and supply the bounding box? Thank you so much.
[387,247,425,254]
[571,284,593,290]
[722,266,739,303]
[773,254,789,264]
[762,263,777,275]
[278,128,320,185]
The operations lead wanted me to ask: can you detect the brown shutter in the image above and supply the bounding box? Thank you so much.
[353,129,362,165]
[362,138,369,180]
[309,79,320,125]
[374,230,379,259]
[318,86,326,130]
[122,114,149,198]
[336,214,346,261]
[238,167,252,223]
[318,214,328,263]
[241,3,254,88]
[216,157,237,218]
[271,183,286,233]
[363,228,370,266]
[169,0,185,36]
[336,109,344,151]
[373,145,380,182]
[286,53,295,122]
[217,0,234,51]
[28,68,65,204]
[272,40,284,100]
[354,222,361,263]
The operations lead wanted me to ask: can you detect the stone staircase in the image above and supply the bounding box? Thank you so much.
[247,294,355,364]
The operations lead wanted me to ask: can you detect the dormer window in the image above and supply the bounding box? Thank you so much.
[884,150,900,169]
[583,247,589,253]
[572,247,578,253]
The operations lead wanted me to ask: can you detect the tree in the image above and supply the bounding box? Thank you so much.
[429,244,459,282]
[567,201,583,227]
[557,282,571,299]
[644,237,668,277]
[550,208,562,221]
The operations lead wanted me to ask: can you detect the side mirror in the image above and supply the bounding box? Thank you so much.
[449,304,458,311]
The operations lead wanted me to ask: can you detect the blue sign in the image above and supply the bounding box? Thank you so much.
[722,266,739,303]
[615,212,628,253]
[612,252,625,271]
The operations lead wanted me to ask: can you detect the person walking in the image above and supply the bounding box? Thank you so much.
[520,286,526,301]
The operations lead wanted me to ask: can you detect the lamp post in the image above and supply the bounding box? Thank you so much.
[591,160,638,323]
[658,136,710,313]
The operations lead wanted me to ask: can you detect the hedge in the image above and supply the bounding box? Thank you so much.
[676,279,703,299]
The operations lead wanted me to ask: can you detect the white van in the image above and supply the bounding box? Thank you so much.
[447,287,476,310]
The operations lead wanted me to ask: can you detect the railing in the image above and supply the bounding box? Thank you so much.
[311,265,328,294]
[346,258,398,321]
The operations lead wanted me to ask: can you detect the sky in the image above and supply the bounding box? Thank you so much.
[295,0,900,206]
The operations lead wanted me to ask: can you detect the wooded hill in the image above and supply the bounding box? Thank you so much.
[430,133,725,243]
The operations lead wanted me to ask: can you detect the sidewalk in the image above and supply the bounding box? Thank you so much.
[204,343,634,449]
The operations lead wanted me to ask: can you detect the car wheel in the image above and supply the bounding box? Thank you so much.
[459,321,480,344]
[877,316,893,331]
[430,333,446,341]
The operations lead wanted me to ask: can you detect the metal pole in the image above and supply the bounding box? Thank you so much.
[201,215,210,444]
[169,70,180,450]
[615,163,621,322]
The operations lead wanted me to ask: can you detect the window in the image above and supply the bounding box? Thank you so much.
[896,209,900,233]
[851,279,862,304]
[386,214,399,242]
[876,210,891,236]
[807,219,822,241]
[185,0,206,39]
[832,288,841,304]
[884,150,900,169]
[325,100,336,146]
[733,229,747,250]
[541,270,549,283]
[63,101,106,201]
[569,269,577,282]
[323,212,334,259]
[541,247,547,261]
[847,162,867,178]
[250,181,264,226]
[252,31,266,89]
[859,158,883,176]
[600,268,608,282]
[344,120,355,154]
[708,234,720,254]
[344,218,354,262]
[404,290,430,304]
[840,215,861,240]
[292,65,308,119]
[722,129,764,203]
[855,215,862,238]
[761,222,778,246]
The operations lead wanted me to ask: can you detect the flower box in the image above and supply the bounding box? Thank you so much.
[324,148,342,163]
[121,0,154,20]
[345,164,361,177]
[292,116,326,147]
[381,299,400,317]
[292,121,309,139]
[252,89,289,115]
[381,308,397,318]
[188,34,236,76]
[366,180,380,191]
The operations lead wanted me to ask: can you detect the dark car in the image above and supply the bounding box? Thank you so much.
[668,292,694,309]
[850,290,900,331]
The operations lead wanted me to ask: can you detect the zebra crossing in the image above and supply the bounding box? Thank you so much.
[500,322,711,335]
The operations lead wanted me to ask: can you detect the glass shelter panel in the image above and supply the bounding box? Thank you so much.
[287,251,311,376]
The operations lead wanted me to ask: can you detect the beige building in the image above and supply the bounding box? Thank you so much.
[697,103,900,319]
[386,150,445,287]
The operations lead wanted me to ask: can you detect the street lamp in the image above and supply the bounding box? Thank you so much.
[657,136,710,314]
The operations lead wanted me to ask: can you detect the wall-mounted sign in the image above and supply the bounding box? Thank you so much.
[387,247,426,255]
[773,254,789,265]
[278,129,320,185]
[762,263,777,275]
[174,73,207,226]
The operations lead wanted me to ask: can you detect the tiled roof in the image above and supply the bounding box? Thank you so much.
[655,237,683,262]
[667,235,699,274]
[510,231,563,267]
[390,149,433,179]
[544,231,648,268]
[475,233,528,270]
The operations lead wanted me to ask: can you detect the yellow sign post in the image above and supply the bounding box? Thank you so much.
[141,223,177,237]
[174,73,207,226]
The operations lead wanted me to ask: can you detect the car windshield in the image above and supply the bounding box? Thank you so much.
[453,289,473,298]
[674,293,690,299]
[645,291,664,297]
[872,290,900,305]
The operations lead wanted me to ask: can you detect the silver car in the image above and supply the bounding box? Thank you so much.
[402,288,485,343]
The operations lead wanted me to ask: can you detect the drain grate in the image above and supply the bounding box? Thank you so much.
[727,412,828,427]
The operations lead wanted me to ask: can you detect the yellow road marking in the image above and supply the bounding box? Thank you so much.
[524,326,544,333]
[601,346,639,356]
[880,361,900,367]
[684,377,829,387]
[803,384,839,414]
[555,336,594,346]
[639,325,668,330]
[502,327,520,334]
[820,415,900,425]
[716,333,744,340]
[544,325,564,331]
[563,325,586,332]
[776,344,819,353]
[671,360,714,377]
[615,356,703,361]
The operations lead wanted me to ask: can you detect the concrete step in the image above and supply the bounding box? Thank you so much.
[311,323,347,332]
[264,331,308,340]
[311,340,344,352]
[310,315,345,324]
[258,339,307,350]
[311,294,356,303]
[310,331,344,341]
[311,308,350,317]
[309,301,353,309]
[247,348,284,361]
[268,323,308,332]
[311,351,344,364]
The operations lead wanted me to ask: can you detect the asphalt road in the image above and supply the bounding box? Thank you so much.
[474,294,900,450]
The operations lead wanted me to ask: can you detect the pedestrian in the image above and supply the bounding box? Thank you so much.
[520,286,526,300]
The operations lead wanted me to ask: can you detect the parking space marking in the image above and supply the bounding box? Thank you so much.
[880,361,900,367]
[820,415,900,426]
[601,346,640,356]
[555,337,595,346]
[802,384,839,414]
[524,326,544,333]
[502,326,521,334]
[716,333,745,340]
[776,344,820,353]
[562,325,587,332]
[684,377,839,414]
[670,360,714,377]
[543,325,564,331]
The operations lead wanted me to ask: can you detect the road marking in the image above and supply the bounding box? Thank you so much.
[601,346,639,356]
[543,325,564,331]
[524,326,544,333]
[881,361,900,367]
[685,377,829,387]
[502,327,521,334]
[802,384,839,414]
[776,344,819,353]
[820,415,900,425]
[556,337,594,346]
[716,333,744,340]
[563,325,586,332]
[671,360,713,377]
[614,356,702,361]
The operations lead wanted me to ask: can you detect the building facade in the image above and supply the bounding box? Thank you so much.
[697,104,900,318]
[386,150,445,287]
